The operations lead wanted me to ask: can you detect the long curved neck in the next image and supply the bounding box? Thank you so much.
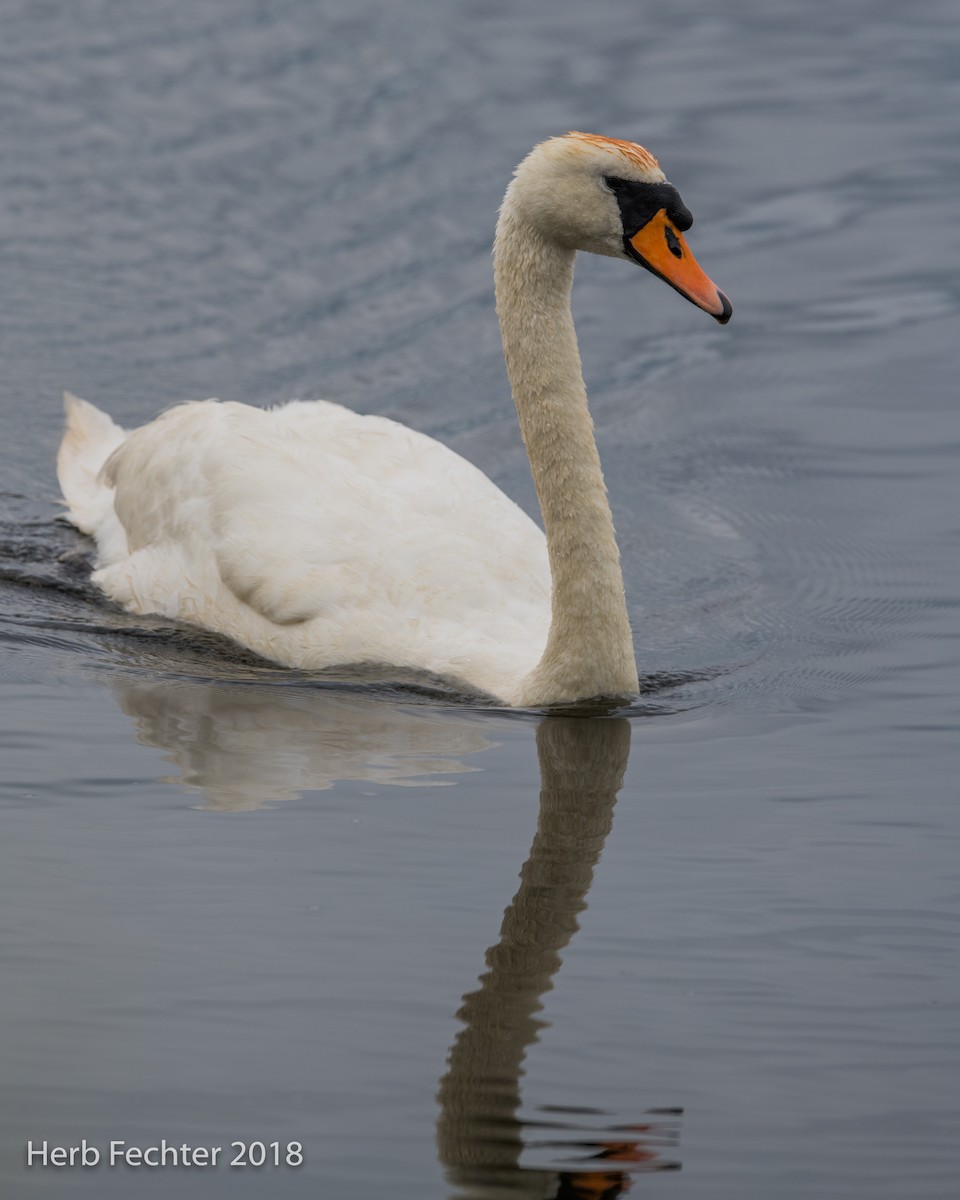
[494,206,639,706]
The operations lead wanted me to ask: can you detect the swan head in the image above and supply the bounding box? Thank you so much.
[504,131,731,323]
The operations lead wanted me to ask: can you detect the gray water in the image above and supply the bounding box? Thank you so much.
[1,0,958,1196]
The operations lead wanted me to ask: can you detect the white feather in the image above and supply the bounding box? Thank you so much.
[59,395,551,700]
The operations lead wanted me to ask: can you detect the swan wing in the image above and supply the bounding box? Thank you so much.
[96,400,549,672]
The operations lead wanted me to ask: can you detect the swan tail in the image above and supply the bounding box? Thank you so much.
[57,392,127,535]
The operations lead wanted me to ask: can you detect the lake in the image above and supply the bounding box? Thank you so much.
[1,0,958,1196]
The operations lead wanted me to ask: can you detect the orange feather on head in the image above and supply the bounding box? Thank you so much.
[565,131,660,173]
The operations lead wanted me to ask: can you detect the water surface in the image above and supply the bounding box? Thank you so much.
[1,0,958,1196]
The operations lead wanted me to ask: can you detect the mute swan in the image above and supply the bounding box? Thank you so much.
[57,132,730,707]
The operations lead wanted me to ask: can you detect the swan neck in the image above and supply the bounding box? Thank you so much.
[494,207,638,705]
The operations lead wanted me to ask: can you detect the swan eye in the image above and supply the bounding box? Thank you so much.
[604,177,694,240]
[664,226,683,258]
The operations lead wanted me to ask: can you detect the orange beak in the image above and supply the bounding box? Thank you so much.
[628,210,731,324]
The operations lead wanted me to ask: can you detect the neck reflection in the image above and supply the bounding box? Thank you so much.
[437,717,681,1199]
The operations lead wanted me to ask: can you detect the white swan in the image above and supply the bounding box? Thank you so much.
[57,132,730,707]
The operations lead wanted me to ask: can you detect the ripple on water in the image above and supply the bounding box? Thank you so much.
[789,287,959,337]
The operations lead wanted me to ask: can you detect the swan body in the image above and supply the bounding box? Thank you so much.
[58,132,730,707]
[59,394,552,699]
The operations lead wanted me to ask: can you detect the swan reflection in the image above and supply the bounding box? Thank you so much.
[437,717,682,1198]
[111,677,494,809]
[110,676,680,1191]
